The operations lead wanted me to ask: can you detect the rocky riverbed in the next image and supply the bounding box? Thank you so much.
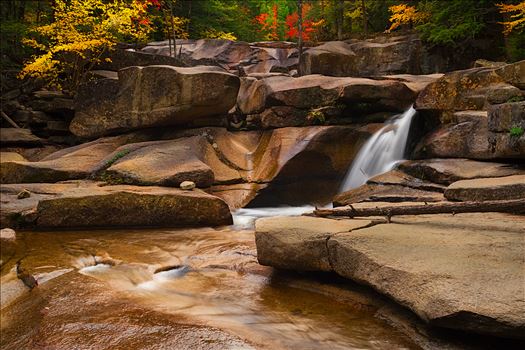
[1,37,524,349]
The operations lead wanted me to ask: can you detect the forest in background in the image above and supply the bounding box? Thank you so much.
[1,0,524,88]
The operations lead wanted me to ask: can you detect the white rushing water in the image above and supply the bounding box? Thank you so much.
[339,106,416,192]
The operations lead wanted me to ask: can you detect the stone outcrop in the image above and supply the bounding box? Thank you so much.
[1,125,375,208]
[414,61,525,160]
[70,65,240,139]
[141,39,298,75]
[255,213,525,339]
[0,181,232,229]
[0,128,43,146]
[234,74,431,129]
[398,158,525,185]
[444,175,525,201]
[299,35,425,77]
[0,134,148,183]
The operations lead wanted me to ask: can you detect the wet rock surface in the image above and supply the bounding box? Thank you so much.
[256,213,525,340]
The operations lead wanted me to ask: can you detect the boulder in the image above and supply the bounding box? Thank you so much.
[415,109,525,160]
[0,152,27,163]
[0,228,16,265]
[444,175,525,201]
[334,183,444,207]
[255,216,372,271]
[141,39,298,74]
[104,138,216,187]
[300,35,424,77]
[328,213,525,339]
[71,65,240,139]
[0,128,43,146]
[236,74,417,128]
[0,181,232,228]
[398,159,525,185]
[0,135,136,183]
[414,61,525,159]
[415,61,525,113]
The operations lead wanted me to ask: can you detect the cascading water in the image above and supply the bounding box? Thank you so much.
[340,106,416,192]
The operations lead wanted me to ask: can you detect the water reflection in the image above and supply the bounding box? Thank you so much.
[1,228,416,350]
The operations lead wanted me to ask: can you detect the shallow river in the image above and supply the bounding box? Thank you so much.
[1,218,419,350]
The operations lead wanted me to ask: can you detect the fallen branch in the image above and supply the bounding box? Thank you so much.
[313,199,525,220]
[1,110,20,128]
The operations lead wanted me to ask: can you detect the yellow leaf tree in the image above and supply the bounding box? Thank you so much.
[20,0,156,92]
[498,1,525,35]
[387,3,429,32]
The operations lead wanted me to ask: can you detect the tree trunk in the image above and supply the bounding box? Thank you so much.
[361,0,367,33]
[336,0,344,40]
[168,0,176,58]
[313,199,525,220]
[297,0,303,76]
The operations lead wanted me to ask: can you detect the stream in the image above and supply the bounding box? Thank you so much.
[1,225,419,350]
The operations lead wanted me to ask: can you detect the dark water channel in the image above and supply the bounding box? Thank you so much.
[1,226,419,350]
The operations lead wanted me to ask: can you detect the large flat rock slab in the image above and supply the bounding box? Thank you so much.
[255,213,525,339]
[444,175,525,201]
[255,216,372,272]
[0,181,232,229]
[398,158,524,185]
[328,213,525,339]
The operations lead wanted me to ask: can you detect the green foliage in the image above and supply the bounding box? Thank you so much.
[0,20,31,67]
[509,125,524,138]
[507,95,525,103]
[105,149,131,168]
[307,109,326,124]
[415,0,490,46]
[505,31,525,61]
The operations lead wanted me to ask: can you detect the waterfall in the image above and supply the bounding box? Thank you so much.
[339,106,416,192]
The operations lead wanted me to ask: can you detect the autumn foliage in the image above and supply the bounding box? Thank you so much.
[387,3,429,32]
[20,0,158,91]
[285,4,324,41]
[497,1,525,35]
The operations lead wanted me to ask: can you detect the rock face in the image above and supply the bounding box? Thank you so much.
[255,213,525,339]
[1,125,374,208]
[414,61,525,160]
[444,175,525,201]
[71,65,240,139]
[234,74,427,129]
[0,182,232,229]
[300,35,424,77]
